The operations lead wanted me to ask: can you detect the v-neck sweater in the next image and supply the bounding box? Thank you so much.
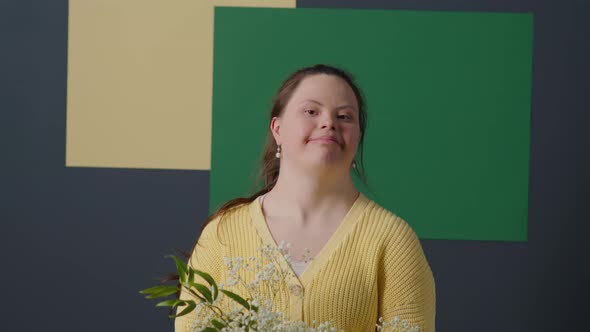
[175,193,436,332]
[259,194,311,277]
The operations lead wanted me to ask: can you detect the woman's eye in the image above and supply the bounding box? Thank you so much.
[305,109,316,115]
[338,114,351,120]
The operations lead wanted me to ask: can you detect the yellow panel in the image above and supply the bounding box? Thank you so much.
[66,0,295,170]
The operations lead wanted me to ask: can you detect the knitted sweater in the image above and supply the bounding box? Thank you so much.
[175,193,436,332]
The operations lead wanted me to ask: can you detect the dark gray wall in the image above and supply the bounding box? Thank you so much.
[1,0,588,331]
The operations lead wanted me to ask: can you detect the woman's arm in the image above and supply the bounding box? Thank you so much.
[378,218,436,332]
[175,218,224,332]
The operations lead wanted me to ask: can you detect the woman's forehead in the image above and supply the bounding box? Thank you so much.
[289,74,358,105]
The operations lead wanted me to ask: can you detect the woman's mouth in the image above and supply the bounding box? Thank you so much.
[309,136,340,145]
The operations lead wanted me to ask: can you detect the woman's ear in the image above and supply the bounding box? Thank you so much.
[270,117,281,143]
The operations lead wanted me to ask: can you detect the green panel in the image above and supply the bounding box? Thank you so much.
[211,7,533,241]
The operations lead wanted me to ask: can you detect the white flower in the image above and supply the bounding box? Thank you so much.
[185,242,420,332]
[375,316,421,332]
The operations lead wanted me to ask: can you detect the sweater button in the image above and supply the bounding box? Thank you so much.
[289,284,303,297]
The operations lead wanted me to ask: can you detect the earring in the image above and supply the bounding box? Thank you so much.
[352,161,357,168]
[275,145,281,159]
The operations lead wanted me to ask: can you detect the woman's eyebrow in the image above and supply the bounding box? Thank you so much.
[299,99,323,106]
[299,99,357,111]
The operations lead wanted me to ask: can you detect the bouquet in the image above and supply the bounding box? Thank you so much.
[141,242,420,332]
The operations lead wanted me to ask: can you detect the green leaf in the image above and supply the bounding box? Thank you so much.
[212,284,218,301]
[147,288,178,299]
[188,268,195,284]
[167,255,188,283]
[192,268,215,286]
[139,285,167,295]
[190,282,213,303]
[211,319,226,329]
[191,269,219,300]
[156,299,184,308]
[186,288,207,303]
[142,286,179,299]
[219,289,250,310]
[170,300,196,318]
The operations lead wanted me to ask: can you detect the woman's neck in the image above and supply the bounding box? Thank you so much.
[263,166,359,227]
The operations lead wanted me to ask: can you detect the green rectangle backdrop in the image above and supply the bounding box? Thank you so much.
[210,7,533,241]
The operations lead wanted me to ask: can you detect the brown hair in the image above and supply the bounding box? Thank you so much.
[198,64,369,242]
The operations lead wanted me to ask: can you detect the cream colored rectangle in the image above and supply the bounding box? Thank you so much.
[66,0,294,170]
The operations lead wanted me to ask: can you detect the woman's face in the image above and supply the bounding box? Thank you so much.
[271,74,360,174]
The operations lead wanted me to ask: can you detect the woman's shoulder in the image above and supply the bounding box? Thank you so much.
[362,195,419,241]
[201,199,254,236]
[362,197,428,268]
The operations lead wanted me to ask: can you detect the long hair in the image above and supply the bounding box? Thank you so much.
[197,64,369,243]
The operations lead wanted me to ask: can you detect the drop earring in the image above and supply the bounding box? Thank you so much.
[352,161,357,168]
[275,145,281,159]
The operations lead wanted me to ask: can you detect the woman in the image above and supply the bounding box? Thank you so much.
[175,64,436,331]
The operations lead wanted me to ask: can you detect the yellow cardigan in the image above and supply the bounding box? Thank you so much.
[175,193,436,331]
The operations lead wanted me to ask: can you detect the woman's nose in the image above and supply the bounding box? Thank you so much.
[320,113,336,129]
